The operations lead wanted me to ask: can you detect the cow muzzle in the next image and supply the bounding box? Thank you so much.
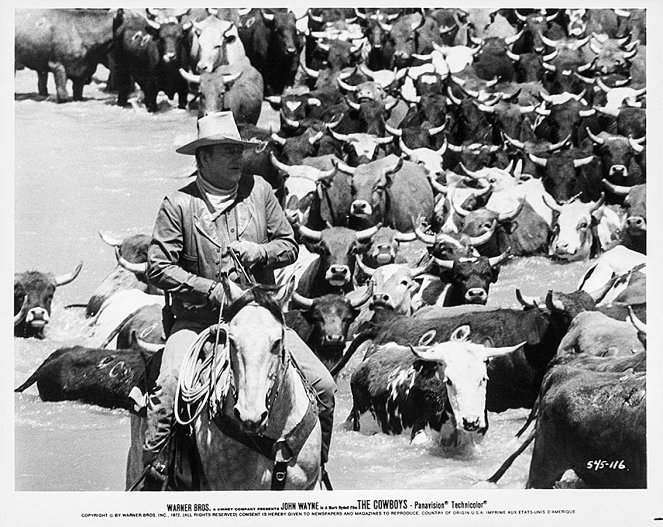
[372,245,396,265]
[626,216,646,233]
[464,288,488,304]
[325,265,351,287]
[609,165,628,178]
[25,307,50,328]
[351,200,373,216]
[462,416,482,432]
[370,292,395,310]
[322,334,345,346]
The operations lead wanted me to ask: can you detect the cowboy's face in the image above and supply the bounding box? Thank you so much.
[196,143,245,189]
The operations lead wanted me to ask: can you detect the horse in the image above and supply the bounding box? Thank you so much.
[126,276,322,490]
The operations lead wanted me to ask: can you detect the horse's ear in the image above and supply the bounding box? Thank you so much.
[274,275,297,308]
[223,276,245,304]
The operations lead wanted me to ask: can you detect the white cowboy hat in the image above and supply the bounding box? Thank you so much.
[176,111,255,155]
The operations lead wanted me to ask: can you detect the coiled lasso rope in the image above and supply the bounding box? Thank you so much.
[174,322,231,426]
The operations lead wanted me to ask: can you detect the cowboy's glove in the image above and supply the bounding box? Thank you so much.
[207,282,226,306]
[229,240,267,267]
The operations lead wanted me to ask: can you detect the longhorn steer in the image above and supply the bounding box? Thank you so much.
[14,262,83,338]
[15,9,114,102]
[350,325,524,445]
[295,225,378,297]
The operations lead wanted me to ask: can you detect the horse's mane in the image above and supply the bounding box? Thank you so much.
[223,283,285,323]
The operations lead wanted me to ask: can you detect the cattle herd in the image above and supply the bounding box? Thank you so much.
[14,7,647,490]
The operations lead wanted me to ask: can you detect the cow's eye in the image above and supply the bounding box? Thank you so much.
[444,377,453,386]
[578,221,588,229]
[225,35,236,44]
[214,44,221,49]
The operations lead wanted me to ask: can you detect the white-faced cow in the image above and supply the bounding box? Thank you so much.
[350,325,525,446]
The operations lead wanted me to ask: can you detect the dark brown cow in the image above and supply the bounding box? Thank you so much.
[15,9,115,102]
[15,262,83,338]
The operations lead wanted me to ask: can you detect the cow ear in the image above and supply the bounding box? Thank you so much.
[504,220,519,235]
[450,324,471,341]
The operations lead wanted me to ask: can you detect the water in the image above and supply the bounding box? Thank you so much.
[14,67,589,491]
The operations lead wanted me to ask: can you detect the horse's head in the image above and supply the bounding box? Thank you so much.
[222,276,296,433]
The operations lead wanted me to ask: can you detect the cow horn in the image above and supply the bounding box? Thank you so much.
[54,261,83,286]
[503,89,522,103]
[432,256,454,269]
[459,162,481,179]
[282,114,301,129]
[114,247,147,274]
[355,255,377,277]
[356,224,381,242]
[515,288,541,308]
[98,231,123,247]
[623,48,638,60]
[545,290,565,312]
[439,25,455,35]
[514,10,527,22]
[447,142,463,152]
[476,101,496,113]
[398,138,414,157]
[576,59,595,73]
[222,71,242,84]
[298,225,323,243]
[395,231,417,242]
[146,18,161,31]
[573,155,595,168]
[385,158,403,176]
[506,49,521,62]
[574,72,596,84]
[589,193,605,213]
[412,52,434,62]
[386,123,403,137]
[376,135,395,145]
[337,77,358,92]
[348,281,374,308]
[14,296,28,326]
[307,97,322,107]
[300,63,320,79]
[437,140,448,155]
[542,193,563,212]
[179,68,200,84]
[589,39,602,55]
[469,35,484,47]
[427,174,448,194]
[291,291,315,309]
[498,200,523,221]
[379,21,393,32]
[353,8,366,20]
[488,250,510,267]
[482,341,527,360]
[578,108,596,117]
[359,64,376,80]
[504,29,524,46]
[542,61,557,72]
[502,132,525,150]
[540,34,559,48]
[629,137,645,154]
[345,97,361,111]
[467,220,497,246]
[269,152,294,176]
[602,179,630,196]
[132,333,165,354]
[329,128,350,143]
[548,134,572,151]
[446,86,463,106]
[307,9,323,23]
[332,158,356,174]
[542,49,558,62]
[261,9,275,22]
[528,153,548,167]
[596,77,612,93]
[309,130,324,145]
[585,127,605,145]
[414,223,437,245]
[317,42,331,53]
[628,306,646,335]
[614,9,631,17]
[428,123,446,136]
[238,8,252,17]
[270,132,286,146]
[450,192,472,218]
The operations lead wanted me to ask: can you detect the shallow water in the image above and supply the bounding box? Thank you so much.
[14,67,589,491]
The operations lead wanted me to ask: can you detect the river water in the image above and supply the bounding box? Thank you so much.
[13,67,590,492]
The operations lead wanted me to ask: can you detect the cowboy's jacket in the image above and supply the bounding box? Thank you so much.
[147,174,298,323]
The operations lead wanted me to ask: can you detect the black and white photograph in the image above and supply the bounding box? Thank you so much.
[4,3,662,526]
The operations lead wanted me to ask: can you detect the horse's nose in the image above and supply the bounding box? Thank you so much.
[233,406,268,432]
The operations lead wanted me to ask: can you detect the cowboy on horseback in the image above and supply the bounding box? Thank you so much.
[141,111,336,490]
